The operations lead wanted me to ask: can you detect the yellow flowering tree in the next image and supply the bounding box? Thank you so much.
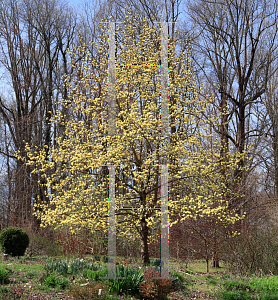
[18,17,246,263]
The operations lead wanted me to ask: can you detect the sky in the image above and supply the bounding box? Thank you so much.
[67,0,85,8]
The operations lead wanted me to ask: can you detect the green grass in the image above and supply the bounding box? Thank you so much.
[218,276,278,300]
[0,268,9,284]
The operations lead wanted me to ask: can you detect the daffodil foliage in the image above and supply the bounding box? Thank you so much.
[19,16,246,250]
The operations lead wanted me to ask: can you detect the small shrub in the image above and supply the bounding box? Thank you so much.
[102,256,108,263]
[91,263,105,271]
[68,281,109,300]
[152,259,161,267]
[0,268,9,284]
[139,268,174,300]
[94,255,101,261]
[171,271,188,291]
[0,227,29,257]
[44,274,69,289]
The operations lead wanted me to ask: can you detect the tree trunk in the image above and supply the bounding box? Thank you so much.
[211,252,220,268]
[273,115,278,199]
[220,92,229,162]
[140,216,150,264]
[206,257,209,273]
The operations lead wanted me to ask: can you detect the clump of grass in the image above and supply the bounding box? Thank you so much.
[82,268,108,281]
[219,275,278,299]
[151,259,161,267]
[27,271,37,278]
[0,268,9,284]
[249,276,278,292]
[208,278,218,285]
[0,285,10,293]
[94,254,101,262]
[224,279,252,292]
[219,290,251,300]
[258,291,278,300]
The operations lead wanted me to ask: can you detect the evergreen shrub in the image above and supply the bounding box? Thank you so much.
[0,227,29,257]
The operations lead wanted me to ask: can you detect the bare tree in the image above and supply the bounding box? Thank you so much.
[188,0,278,212]
[260,71,278,200]
[0,0,77,227]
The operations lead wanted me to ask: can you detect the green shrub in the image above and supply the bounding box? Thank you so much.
[44,274,69,289]
[171,271,188,291]
[94,255,101,261]
[0,227,29,257]
[91,263,104,271]
[152,259,161,267]
[102,256,108,263]
[0,268,9,284]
